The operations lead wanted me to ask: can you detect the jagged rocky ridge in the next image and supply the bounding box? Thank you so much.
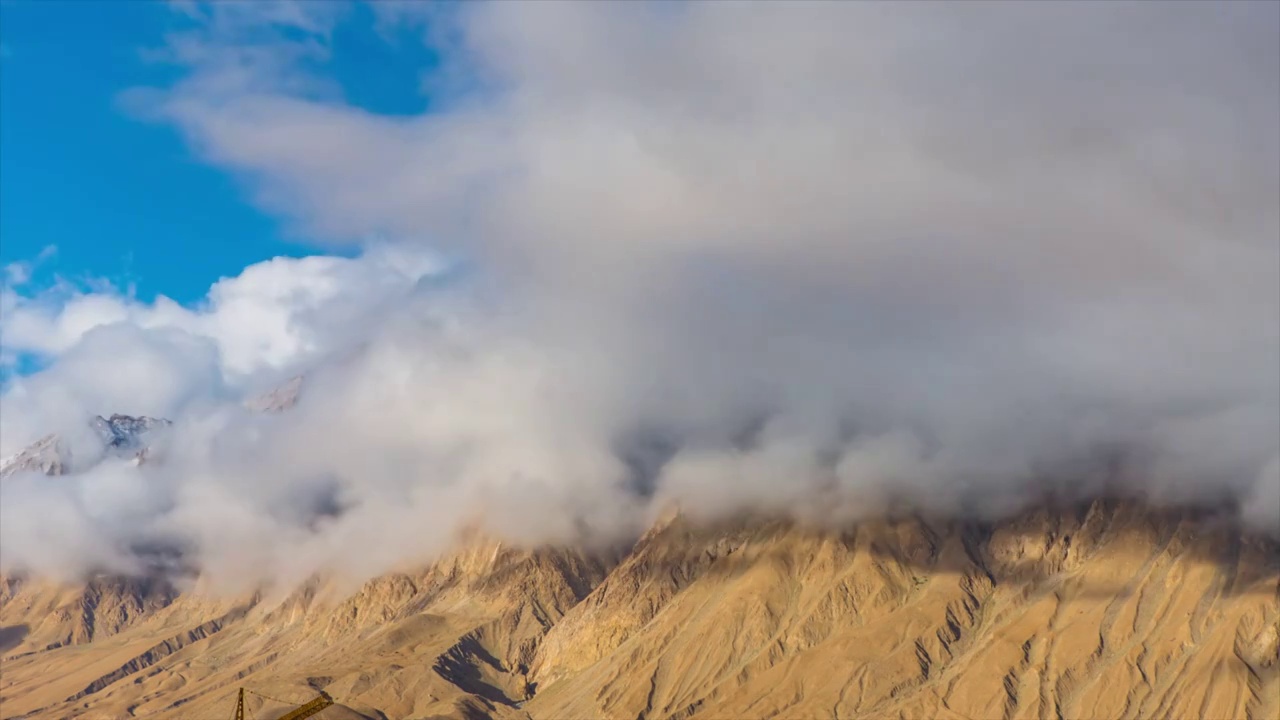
[1,376,1277,719]
[0,373,304,482]
[0,499,1276,720]
[0,414,171,481]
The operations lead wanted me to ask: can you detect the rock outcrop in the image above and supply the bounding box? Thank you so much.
[1,499,1275,720]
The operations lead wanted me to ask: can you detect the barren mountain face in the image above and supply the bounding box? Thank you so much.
[1,498,1275,720]
[1,389,1278,719]
[2,3,1276,719]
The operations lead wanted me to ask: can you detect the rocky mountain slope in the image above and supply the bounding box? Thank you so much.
[2,384,1276,719]
[0,498,1276,720]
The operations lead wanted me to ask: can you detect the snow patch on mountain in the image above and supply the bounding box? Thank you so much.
[0,377,300,481]
[0,414,170,481]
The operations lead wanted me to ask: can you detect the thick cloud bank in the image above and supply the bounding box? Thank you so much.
[2,1,1277,589]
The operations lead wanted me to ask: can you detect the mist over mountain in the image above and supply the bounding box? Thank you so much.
[1,494,1276,720]
[0,5,1278,719]
[1,1,1277,596]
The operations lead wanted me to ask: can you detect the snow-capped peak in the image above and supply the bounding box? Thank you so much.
[90,414,171,450]
[0,377,304,481]
[0,414,170,481]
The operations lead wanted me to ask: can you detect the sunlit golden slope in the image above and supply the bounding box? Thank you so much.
[1,499,1276,720]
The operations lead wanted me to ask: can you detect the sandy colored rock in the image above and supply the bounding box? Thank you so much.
[1,499,1276,719]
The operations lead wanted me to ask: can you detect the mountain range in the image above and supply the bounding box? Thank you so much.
[0,381,1276,720]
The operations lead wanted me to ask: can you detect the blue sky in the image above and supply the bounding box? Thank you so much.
[0,1,436,305]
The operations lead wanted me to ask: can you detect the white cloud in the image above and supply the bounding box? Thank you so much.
[4,264,30,287]
[0,244,440,455]
[1,245,56,289]
[1,1,1277,587]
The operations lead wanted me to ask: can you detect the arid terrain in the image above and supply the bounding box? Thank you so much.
[2,2,1277,719]
[1,499,1276,720]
